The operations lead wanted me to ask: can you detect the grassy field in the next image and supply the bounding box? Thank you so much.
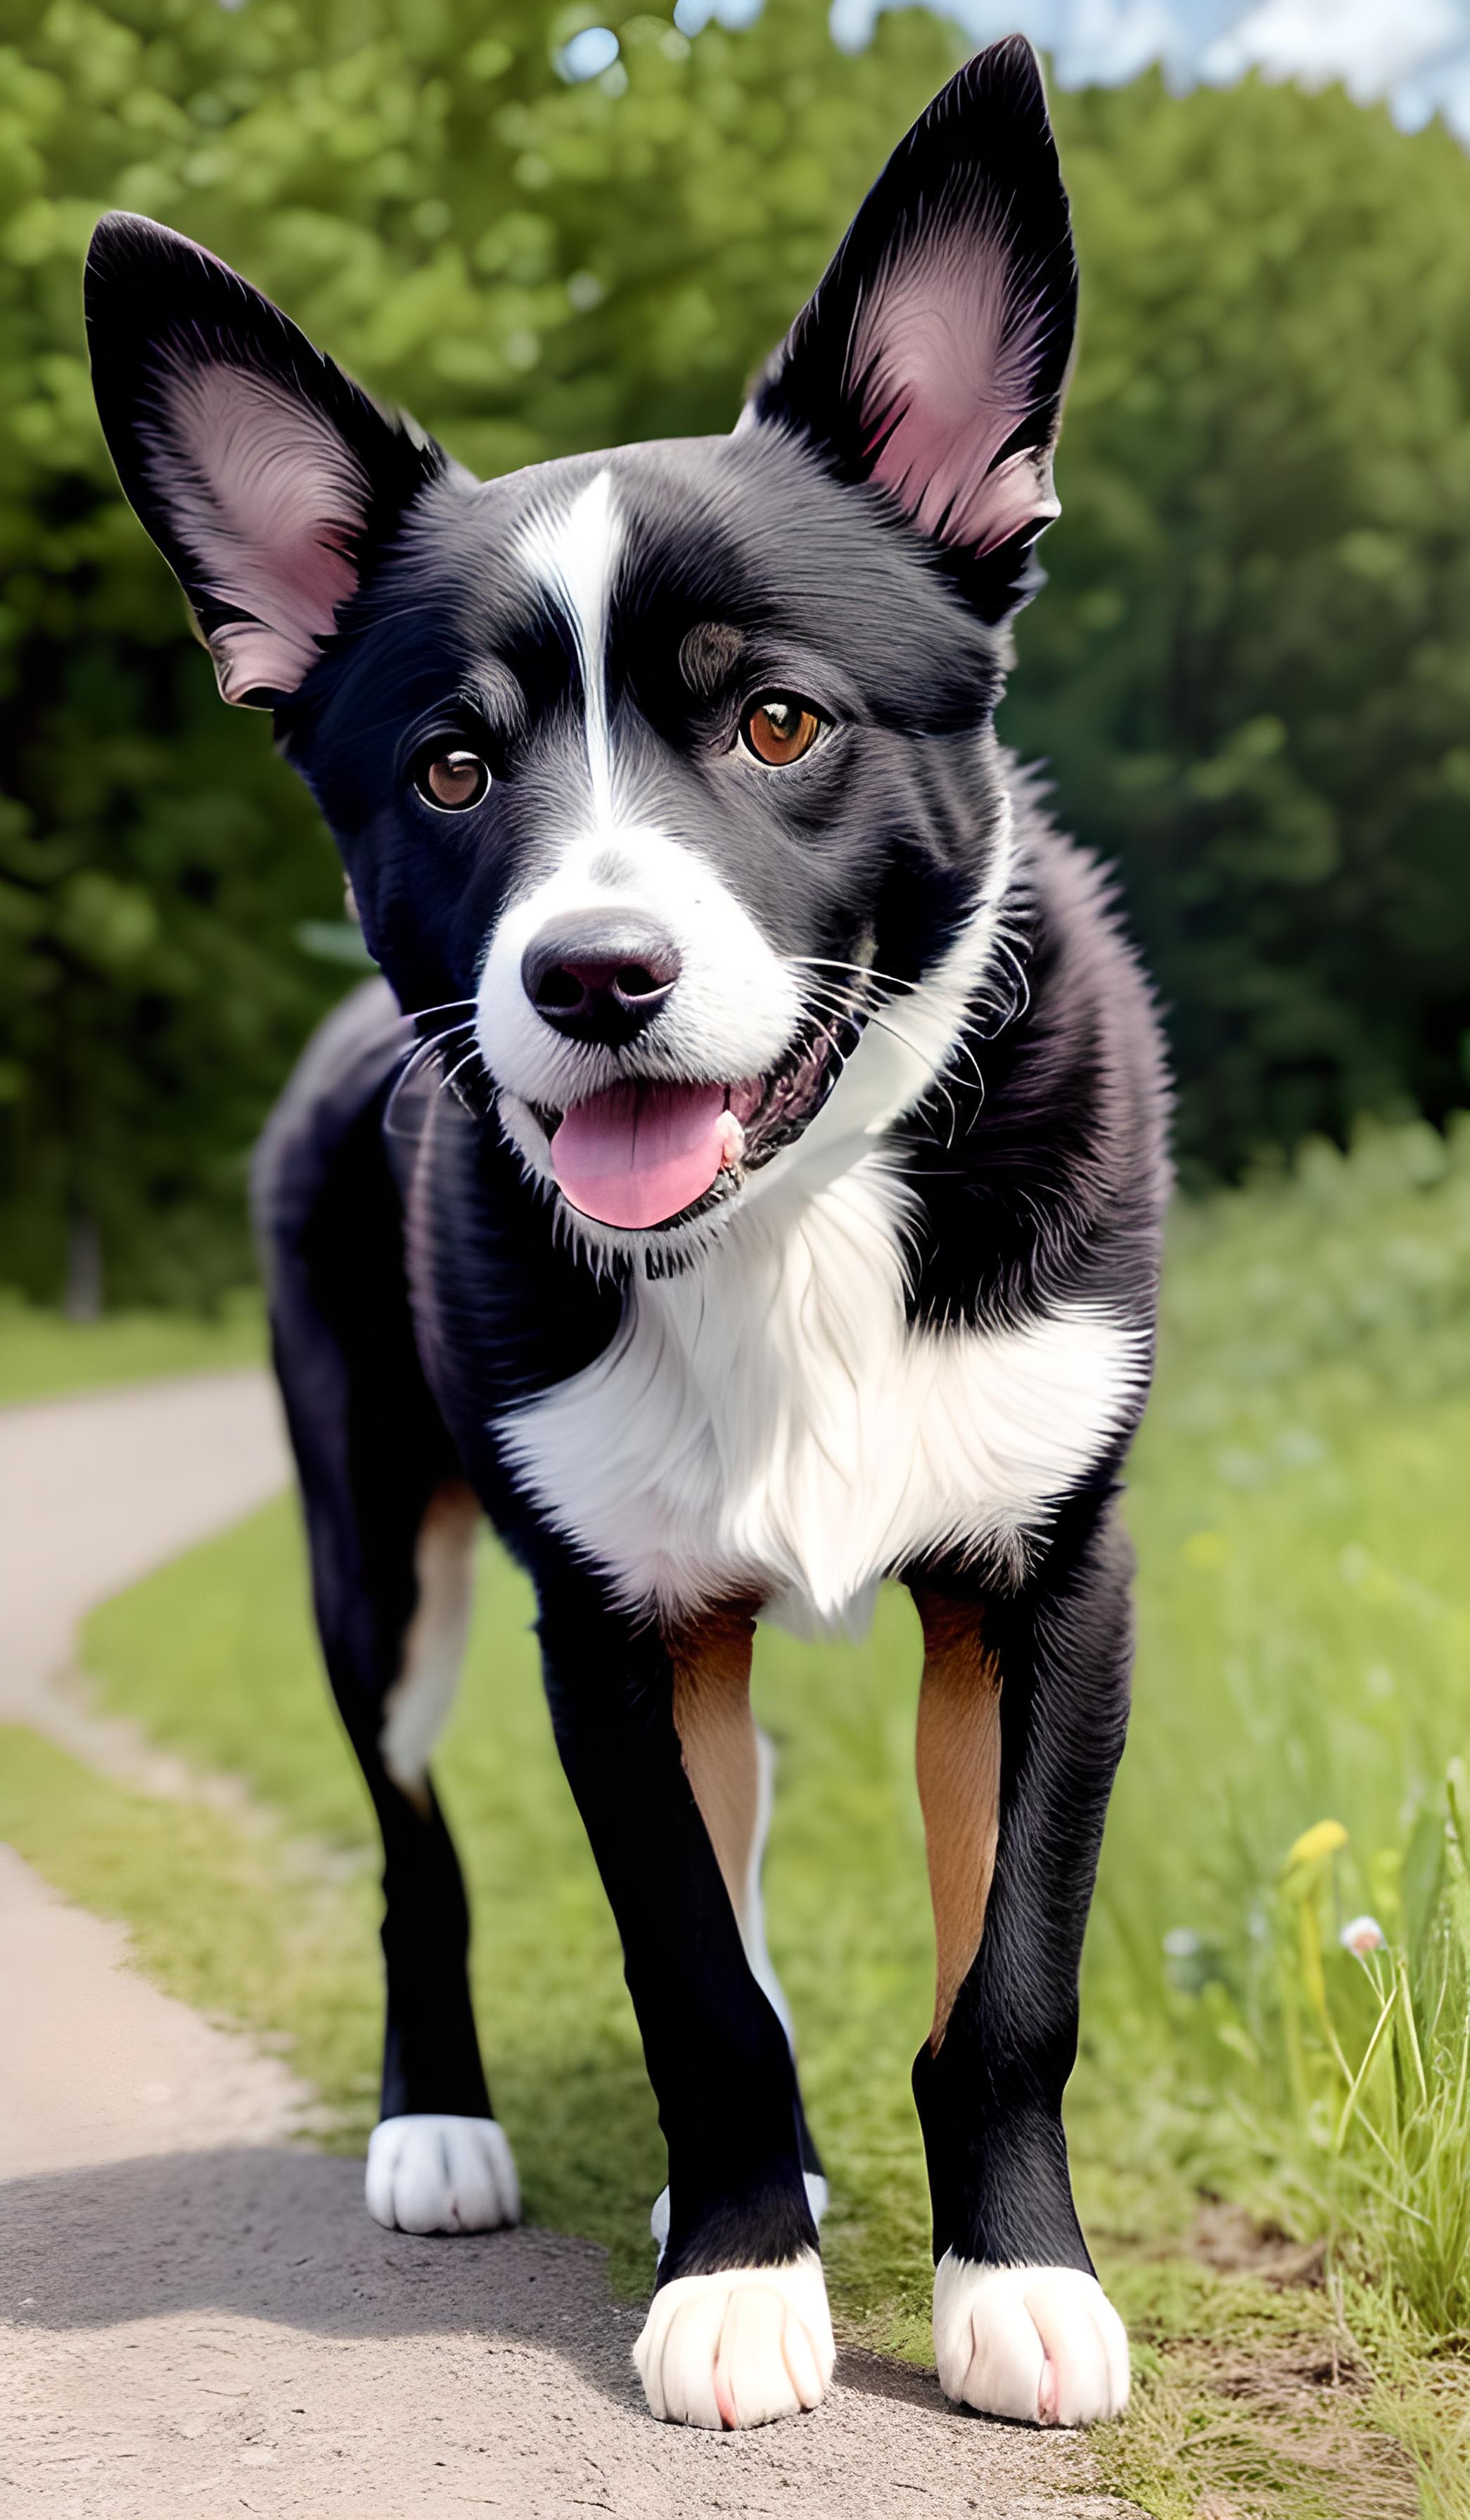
[0,1287,264,1406]
[6,1118,1470,2514]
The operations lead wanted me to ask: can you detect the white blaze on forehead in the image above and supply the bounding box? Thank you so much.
[518,468,622,823]
[479,468,805,1183]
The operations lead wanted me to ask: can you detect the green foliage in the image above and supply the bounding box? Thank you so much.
[1097,1119,1470,2096]
[0,1721,382,2130]
[0,1282,262,1401]
[6,4,1470,1291]
[1152,1107,1470,1427]
[1275,1785,1470,2338]
[1163,1782,1470,2343]
[1010,75,1470,1176]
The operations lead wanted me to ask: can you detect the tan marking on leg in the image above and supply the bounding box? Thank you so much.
[381,1478,480,1813]
[667,1606,760,1929]
[913,1586,1003,2052]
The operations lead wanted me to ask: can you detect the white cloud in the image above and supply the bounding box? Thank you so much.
[1202,0,1464,99]
[828,0,1470,140]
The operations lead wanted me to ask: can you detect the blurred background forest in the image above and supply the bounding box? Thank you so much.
[4,0,1470,1309]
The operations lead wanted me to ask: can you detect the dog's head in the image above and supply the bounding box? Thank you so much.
[86,36,1075,1259]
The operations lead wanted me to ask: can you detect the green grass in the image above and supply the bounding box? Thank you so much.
[13,1113,1470,2512]
[0,1286,264,1405]
[0,1725,378,2113]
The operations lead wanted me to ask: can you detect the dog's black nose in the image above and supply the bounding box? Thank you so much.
[521,911,682,1048]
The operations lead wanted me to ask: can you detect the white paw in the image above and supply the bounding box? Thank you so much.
[365,2113,520,2235]
[933,2255,1129,2426]
[634,2250,835,2429]
[649,2171,829,2262]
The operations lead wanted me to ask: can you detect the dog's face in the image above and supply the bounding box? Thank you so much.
[86,37,1075,1257]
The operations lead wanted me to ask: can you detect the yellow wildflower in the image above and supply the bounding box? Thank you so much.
[1284,1818,1348,1871]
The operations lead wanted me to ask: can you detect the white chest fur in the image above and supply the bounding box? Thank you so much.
[499,1159,1146,1637]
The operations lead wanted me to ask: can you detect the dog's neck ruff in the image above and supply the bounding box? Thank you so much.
[501,1152,1143,1635]
[498,848,1147,1636]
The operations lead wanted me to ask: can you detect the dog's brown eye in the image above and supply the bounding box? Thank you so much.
[416,750,490,811]
[741,695,823,767]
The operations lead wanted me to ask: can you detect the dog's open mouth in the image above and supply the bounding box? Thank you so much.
[535,1001,864,1232]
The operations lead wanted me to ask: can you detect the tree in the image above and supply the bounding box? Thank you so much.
[1016,73,1470,1176]
[4,4,1469,1297]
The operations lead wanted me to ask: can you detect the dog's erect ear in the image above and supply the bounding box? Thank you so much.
[85,215,446,707]
[746,38,1076,612]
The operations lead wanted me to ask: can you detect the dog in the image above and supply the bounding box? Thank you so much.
[85,34,1168,2435]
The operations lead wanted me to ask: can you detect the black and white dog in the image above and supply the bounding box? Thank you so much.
[86,36,1167,2436]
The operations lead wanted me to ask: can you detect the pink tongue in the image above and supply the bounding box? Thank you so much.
[551,1081,730,1229]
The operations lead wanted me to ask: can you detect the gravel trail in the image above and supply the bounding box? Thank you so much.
[0,1372,1137,2516]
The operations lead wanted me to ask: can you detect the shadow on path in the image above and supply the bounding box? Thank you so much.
[6,2144,641,2408]
[3,2143,1132,2519]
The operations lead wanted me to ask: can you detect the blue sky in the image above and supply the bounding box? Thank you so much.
[672,0,1470,144]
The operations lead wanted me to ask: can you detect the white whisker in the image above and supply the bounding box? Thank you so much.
[400,995,479,1026]
[438,1042,485,1101]
[383,1021,475,1138]
[790,955,990,1093]
[798,976,979,1119]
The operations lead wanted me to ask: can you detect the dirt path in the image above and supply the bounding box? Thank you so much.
[0,1373,1137,2518]
[0,1370,291,1780]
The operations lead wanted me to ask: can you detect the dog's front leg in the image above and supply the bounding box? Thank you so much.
[535,1562,832,2429]
[909,1499,1134,2428]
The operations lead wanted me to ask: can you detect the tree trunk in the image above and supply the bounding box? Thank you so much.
[64,1211,103,1322]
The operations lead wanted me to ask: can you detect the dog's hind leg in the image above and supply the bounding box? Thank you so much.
[253,989,517,2237]
[907,1497,1135,2427]
[647,1609,827,2261]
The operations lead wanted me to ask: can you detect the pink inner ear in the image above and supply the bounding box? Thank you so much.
[854,223,1059,555]
[146,358,370,698]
